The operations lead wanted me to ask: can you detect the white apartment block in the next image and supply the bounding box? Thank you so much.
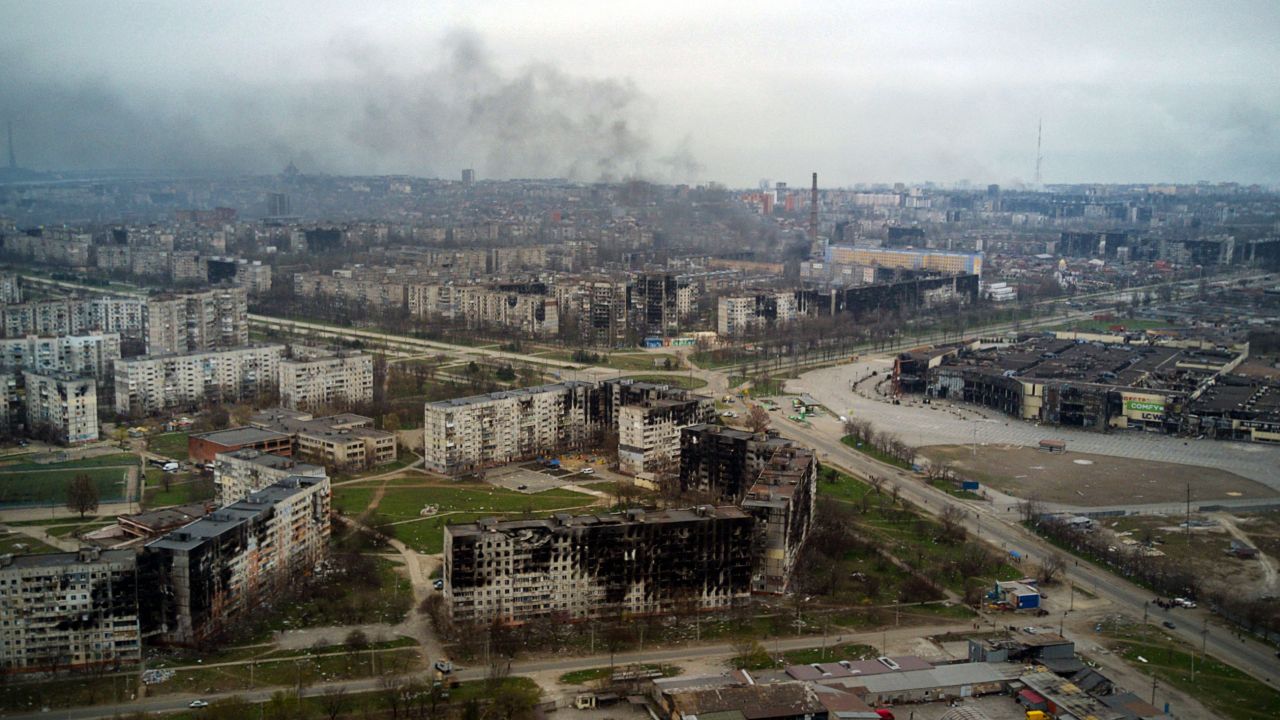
[114,344,284,416]
[0,273,21,304]
[0,549,141,675]
[213,448,326,505]
[142,286,249,356]
[292,271,407,311]
[0,375,12,435]
[278,352,373,410]
[0,333,121,383]
[408,284,559,336]
[716,292,798,336]
[423,382,601,474]
[235,261,272,295]
[23,371,99,445]
[617,398,715,478]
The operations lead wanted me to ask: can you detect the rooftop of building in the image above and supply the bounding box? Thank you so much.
[1189,377,1280,416]
[280,349,369,365]
[446,505,748,538]
[1018,671,1118,720]
[744,446,815,505]
[784,655,933,682]
[217,449,323,475]
[839,662,1022,695]
[0,547,135,570]
[664,680,826,717]
[20,369,93,383]
[192,426,291,447]
[251,409,391,441]
[147,476,327,553]
[939,334,1243,392]
[118,502,214,534]
[117,343,284,363]
[426,380,596,408]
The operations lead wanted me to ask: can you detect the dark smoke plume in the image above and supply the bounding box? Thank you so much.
[0,31,696,182]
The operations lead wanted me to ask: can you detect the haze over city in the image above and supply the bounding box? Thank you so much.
[4,4,1280,720]
[3,0,1279,185]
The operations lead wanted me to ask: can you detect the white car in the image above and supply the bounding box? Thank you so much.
[189,700,209,709]
[579,468,594,475]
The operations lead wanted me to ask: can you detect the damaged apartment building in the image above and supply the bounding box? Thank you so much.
[423,379,711,476]
[142,475,330,645]
[0,548,141,675]
[443,425,817,624]
[444,506,755,625]
[917,334,1247,434]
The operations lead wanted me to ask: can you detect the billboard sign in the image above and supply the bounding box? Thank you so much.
[1124,395,1165,421]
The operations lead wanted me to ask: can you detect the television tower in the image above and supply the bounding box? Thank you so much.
[1034,119,1043,186]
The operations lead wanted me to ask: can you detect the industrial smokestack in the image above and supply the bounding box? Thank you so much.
[809,172,818,241]
[6,121,15,170]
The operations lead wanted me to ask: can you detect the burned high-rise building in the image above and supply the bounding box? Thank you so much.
[0,548,141,675]
[444,506,755,624]
[629,272,682,338]
[679,424,795,502]
[143,476,330,645]
[740,444,817,594]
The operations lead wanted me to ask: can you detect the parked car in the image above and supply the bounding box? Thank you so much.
[1163,621,1176,629]
[434,660,453,674]
[189,700,209,709]
[433,579,444,590]
[580,468,594,475]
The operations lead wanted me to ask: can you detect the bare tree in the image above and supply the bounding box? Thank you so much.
[747,404,771,434]
[1038,551,1067,585]
[939,504,967,543]
[66,473,99,519]
[1018,496,1045,524]
[320,687,349,720]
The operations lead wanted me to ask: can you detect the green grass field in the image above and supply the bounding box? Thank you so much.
[621,373,708,390]
[0,452,137,472]
[783,642,878,665]
[605,353,679,371]
[0,533,60,554]
[332,482,598,554]
[333,483,595,521]
[143,478,214,508]
[148,432,190,460]
[0,466,131,506]
[816,469,1021,597]
[1102,620,1280,720]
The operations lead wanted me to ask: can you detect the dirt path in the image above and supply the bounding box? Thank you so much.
[1214,513,1278,594]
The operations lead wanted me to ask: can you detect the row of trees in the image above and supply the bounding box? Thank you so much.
[1030,513,1201,602]
[843,417,915,467]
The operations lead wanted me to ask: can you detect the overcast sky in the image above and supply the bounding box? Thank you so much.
[3,1,1278,187]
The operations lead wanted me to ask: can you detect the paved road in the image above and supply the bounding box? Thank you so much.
[790,359,1280,488]
[1,623,966,720]
[771,411,1280,687]
[250,315,586,371]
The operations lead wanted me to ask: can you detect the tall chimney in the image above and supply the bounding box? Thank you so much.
[6,121,15,170]
[809,172,818,242]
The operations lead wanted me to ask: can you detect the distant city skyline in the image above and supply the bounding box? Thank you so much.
[2,1,1278,186]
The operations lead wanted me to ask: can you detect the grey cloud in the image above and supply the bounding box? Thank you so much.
[0,30,690,183]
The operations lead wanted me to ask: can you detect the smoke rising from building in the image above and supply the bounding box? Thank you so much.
[0,31,695,183]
